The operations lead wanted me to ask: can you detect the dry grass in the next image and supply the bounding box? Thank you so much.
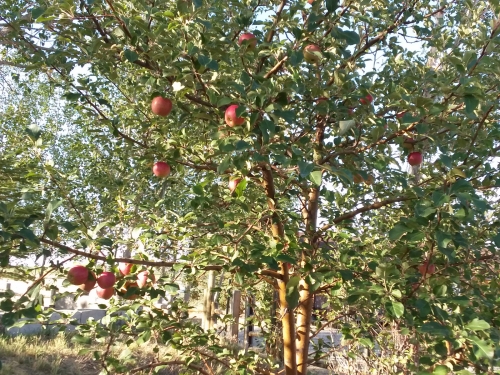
[0,334,98,375]
[0,334,185,375]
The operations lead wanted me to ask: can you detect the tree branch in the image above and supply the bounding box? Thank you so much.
[39,238,282,279]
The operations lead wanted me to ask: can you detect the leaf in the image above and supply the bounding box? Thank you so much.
[389,223,410,241]
[433,365,450,375]
[131,227,142,240]
[45,199,63,223]
[465,319,490,331]
[339,269,353,281]
[338,120,355,135]
[71,334,92,345]
[342,30,360,45]
[31,7,46,19]
[309,171,322,186]
[124,49,139,63]
[285,276,300,310]
[468,336,494,359]
[325,0,339,12]
[420,322,451,336]
[298,161,314,178]
[386,301,404,318]
[26,124,42,141]
[19,228,39,245]
[463,95,479,115]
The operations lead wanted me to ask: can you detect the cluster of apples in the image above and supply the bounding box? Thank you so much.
[66,264,156,300]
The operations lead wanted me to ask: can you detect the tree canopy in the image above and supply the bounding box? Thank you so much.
[1,0,500,374]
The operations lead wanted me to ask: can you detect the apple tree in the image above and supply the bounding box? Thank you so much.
[1,0,500,374]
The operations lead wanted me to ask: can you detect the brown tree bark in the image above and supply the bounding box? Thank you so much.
[261,164,297,375]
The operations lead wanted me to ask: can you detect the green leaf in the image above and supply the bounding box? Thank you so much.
[468,336,494,359]
[309,171,322,186]
[386,301,404,318]
[71,334,92,345]
[298,161,314,178]
[465,319,490,331]
[31,7,46,19]
[124,49,139,63]
[389,223,410,241]
[338,120,355,135]
[45,199,63,223]
[325,0,339,12]
[285,276,300,310]
[339,269,353,282]
[19,228,39,245]
[433,365,450,375]
[419,322,451,336]
[463,95,479,115]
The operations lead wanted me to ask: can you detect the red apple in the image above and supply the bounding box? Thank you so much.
[229,178,242,193]
[307,0,314,3]
[408,151,423,166]
[137,270,156,288]
[96,286,115,300]
[78,271,96,292]
[353,173,364,184]
[418,262,436,276]
[364,174,374,185]
[119,263,133,276]
[316,97,328,104]
[238,32,257,49]
[67,266,89,286]
[153,161,170,178]
[151,97,172,116]
[225,104,245,127]
[359,94,373,105]
[396,111,407,119]
[97,271,116,289]
[303,44,322,64]
[348,107,355,115]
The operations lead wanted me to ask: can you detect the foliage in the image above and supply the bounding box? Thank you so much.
[1,0,500,374]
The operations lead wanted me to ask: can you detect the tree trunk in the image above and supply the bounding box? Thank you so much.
[203,270,217,330]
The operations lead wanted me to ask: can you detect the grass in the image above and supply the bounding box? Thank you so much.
[0,333,336,375]
[0,334,98,375]
[0,333,188,375]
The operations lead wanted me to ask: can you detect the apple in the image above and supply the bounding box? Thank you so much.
[119,263,133,276]
[96,286,115,300]
[418,262,436,276]
[78,271,96,292]
[348,107,355,115]
[137,270,156,288]
[402,137,416,150]
[238,32,257,49]
[121,281,139,300]
[396,111,407,119]
[307,0,314,3]
[353,173,364,184]
[225,104,245,127]
[359,94,373,105]
[97,271,116,289]
[153,161,170,178]
[229,178,242,193]
[364,174,374,185]
[151,97,172,116]
[303,44,322,64]
[67,266,89,286]
[408,151,423,166]
[316,97,328,105]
